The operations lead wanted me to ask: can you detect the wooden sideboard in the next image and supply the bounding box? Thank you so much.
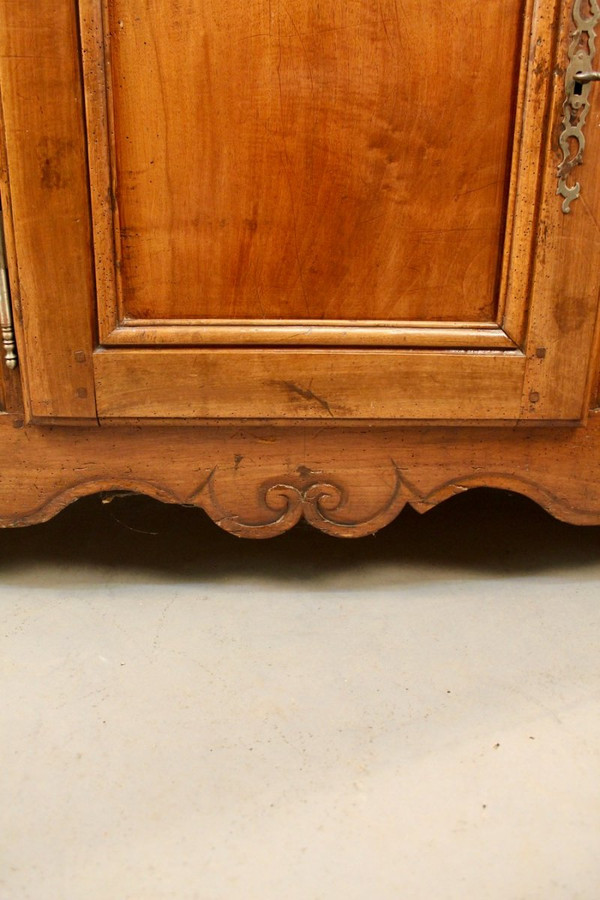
[2,0,600,537]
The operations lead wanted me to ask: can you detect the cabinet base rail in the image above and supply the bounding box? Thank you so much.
[2,415,600,536]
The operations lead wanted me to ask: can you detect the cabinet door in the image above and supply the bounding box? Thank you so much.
[2,0,600,422]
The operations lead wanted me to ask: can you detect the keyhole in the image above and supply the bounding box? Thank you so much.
[574,79,584,96]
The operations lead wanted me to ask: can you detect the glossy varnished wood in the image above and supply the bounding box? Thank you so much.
[95,0,522,325]
[74,0,600,423]
[2,0,600,498]
[81,0,543,355]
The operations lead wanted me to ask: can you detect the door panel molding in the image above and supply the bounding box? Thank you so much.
[103,321,517,350]
[79,0,538,352]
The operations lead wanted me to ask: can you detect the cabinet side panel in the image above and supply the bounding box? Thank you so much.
[0,0,97,419]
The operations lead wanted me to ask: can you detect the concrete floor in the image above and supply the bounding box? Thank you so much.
[1,489,599,900]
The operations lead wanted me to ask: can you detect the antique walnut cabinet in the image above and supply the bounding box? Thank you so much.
[2,0,600,536]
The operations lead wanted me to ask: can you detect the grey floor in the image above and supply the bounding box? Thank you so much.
[1,490,599,900]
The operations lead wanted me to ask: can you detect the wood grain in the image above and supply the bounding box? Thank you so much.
[520,0,600,421]
[93,347,526,421]
[80,0,600,423]
[94,0,523,324]
[3,0,600,430]
[0,137,21,415]
[3,412,600,534]
[102,321,515,349]
[0,0,97,420]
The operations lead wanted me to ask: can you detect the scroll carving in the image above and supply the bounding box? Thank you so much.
[191,464,418,538]
[3,418,600,532]
[3,462,600,533]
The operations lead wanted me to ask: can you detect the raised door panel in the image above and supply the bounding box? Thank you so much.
[97,0,521,326]
[85,0,530,350]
